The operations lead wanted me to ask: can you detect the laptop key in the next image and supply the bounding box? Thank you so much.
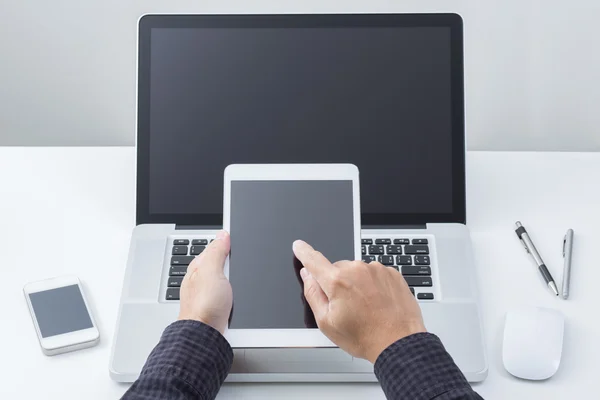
[410,287,415,295]
[362,245,366,255]
[166,288,180,300]
[378,255,394,265]
[361,239,373,245]
[402,266,431,276]
[404,277,433,287]
[362,255,376,263]
[417,293,434,300]
[171,256,195,265]
[192,239,208,245]
[394,238,410,245]
[168,276,184,287]
[375,238,391,245]
[414,255,430,265]
[412,238,429,245]
[386,245,402,254]
[190,245,205,255]
[404,245,429,255]
[169,266,187,276]
[368,245,384,255]
[172,246,188,255]
[173,239,190,245]
[397,255,412,265]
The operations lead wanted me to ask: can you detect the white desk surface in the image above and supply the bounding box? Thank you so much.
[1,148,599,399]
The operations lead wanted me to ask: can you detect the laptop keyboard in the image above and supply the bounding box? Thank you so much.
[165,238,213,301]
[164,236,435,301]
[362,237,435,300]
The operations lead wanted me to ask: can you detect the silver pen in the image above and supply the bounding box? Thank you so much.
[562,229,574,300]
[515,221,559,296]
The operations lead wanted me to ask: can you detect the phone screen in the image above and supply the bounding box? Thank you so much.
[228,180,355,329]
[29,285,93,338]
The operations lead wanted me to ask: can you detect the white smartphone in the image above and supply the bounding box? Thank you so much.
[23,275,100,356]
[222,163,361,348]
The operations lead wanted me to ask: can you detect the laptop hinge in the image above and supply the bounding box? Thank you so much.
[362,224,427,230]
[176,224,428,230]
[175,225,222,230]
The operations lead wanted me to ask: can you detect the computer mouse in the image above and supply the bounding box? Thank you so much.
[502,307,564,380]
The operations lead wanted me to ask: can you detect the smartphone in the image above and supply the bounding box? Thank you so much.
[23,276,100,356]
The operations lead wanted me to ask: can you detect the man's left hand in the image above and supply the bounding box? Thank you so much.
[178,230,232,334]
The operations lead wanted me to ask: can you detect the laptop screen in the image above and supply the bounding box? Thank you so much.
[137,15,465,226]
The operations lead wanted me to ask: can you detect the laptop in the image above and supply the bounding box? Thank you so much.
[109,13,488,383]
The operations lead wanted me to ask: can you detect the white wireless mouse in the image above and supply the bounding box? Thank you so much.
[502,307,564,380]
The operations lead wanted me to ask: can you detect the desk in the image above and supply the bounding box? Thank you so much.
[1,148,599,399]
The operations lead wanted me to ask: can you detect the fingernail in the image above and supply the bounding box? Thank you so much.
[300,268,310,280]
[293,240,305,252]
[215,230,227,240]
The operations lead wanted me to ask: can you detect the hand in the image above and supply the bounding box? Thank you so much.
[178,230,232,334]
[293,240,426,363]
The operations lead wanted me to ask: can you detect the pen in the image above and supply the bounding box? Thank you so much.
[515,221,559,296]
[562,229,574,300]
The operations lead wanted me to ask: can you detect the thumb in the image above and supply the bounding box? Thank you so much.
[300,268,329,324]
[196,230,230,274]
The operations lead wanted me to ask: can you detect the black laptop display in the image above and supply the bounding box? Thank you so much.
[136,14,465,226]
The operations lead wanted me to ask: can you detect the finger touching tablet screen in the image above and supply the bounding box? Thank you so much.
[223,164,361,348]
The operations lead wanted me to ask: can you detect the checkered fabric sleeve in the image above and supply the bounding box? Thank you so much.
[121,320,233,400]
[374,332,484,400]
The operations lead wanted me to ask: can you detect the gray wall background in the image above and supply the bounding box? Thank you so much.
[1,0,599,150]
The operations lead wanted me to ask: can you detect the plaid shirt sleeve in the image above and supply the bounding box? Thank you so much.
[374,333,483,400]
[121,320,233,400]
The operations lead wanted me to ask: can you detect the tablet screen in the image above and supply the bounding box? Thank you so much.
[229,180,355,329]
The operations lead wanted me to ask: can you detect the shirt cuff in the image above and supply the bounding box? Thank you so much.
[140,320,233,398]
[374,332,470,399]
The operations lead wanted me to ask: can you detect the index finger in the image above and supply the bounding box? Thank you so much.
[292,240,335,293]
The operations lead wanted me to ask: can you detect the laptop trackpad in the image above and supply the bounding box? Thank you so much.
[243,348,365,373]
[421,302,486,375]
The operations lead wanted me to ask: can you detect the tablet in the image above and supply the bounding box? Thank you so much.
[223,164,361,348]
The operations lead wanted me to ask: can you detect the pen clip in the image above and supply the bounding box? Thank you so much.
[563,235,567,258]
[520,238,530,253]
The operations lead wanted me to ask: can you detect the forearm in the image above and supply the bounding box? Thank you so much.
[122,320,233,400]
[374,333,483,400]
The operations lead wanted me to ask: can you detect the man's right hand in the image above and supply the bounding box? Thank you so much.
[293,240,427,364]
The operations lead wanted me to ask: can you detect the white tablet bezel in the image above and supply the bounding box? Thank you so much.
[223,163,361,348]
[23,275,100,352]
